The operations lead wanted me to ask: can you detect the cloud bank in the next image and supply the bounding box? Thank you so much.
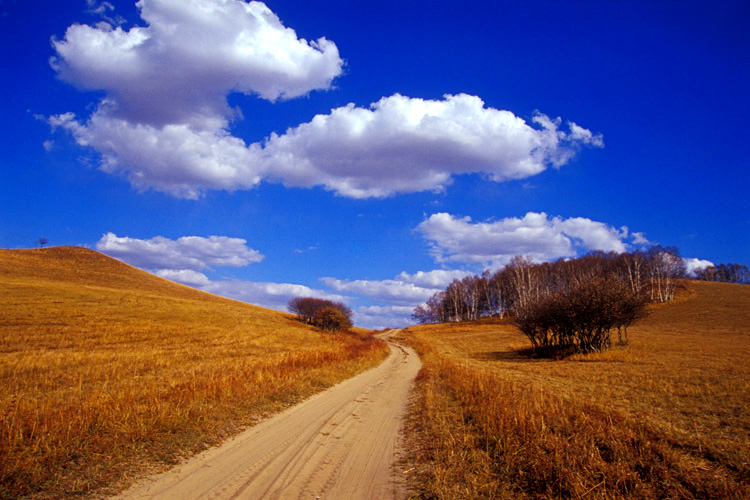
[321,269,472,328]
[202,280,346,313]
[417,212,647,268]
[49,1,602,199]
[96,232,342,311]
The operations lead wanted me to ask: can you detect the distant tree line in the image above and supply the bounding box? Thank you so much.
[287,297,353,333]
[412,246,693,354]
[413,246,686,325]
[693,263,750,285]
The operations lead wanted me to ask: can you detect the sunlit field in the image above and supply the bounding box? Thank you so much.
[400,281,750,499]
[0,247,388,499]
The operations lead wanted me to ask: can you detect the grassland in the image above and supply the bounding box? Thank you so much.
[0,247,388,499]
[400,281,750,499]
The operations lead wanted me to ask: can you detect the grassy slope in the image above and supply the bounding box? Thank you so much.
[401,281,750,499]
[0,247,388,499]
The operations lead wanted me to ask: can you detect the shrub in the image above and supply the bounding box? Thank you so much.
[514,277,647,354]
[314,306,353,333]
[287,297,353,326]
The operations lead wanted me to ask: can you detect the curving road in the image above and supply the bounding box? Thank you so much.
[114,331,421,500]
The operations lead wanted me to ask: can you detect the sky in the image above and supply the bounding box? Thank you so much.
[1,0,748,328]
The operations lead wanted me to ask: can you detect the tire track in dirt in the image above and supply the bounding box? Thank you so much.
[114,331,420,500]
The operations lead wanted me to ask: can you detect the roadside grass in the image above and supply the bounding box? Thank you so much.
[0,247,388,499]
[400,281,750,499]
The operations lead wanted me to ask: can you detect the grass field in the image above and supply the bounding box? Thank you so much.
[400,281,750,499]
[0,247,388,499]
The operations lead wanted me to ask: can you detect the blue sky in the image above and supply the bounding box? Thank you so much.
[1,0,748,328]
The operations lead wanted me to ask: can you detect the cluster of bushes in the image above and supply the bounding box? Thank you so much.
[287,297,353,333]
[513,275,648,353]
[413,249,679,353]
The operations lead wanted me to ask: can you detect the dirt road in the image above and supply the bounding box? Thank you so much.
[114,331,421,500]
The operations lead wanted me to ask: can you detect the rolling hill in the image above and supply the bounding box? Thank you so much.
[0,246,387,499]
[400,280,750,499]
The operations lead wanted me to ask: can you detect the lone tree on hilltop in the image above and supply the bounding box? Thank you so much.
[37,237,48,248]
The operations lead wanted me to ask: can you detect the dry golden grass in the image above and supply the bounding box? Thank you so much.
[400,281,750,499]
[0,247,388,499]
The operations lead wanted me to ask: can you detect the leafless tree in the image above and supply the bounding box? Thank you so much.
[646,246,686,302]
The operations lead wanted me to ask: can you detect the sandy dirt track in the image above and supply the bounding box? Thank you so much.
[114,331,421,500]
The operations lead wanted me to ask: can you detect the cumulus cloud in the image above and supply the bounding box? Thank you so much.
[95,230,467,327]
[155,269,211,286]
[49,3,602,199]
[319,269,475,327]
[52,0,343,126]
[50,112,265,199]
[202,280,346,312]
[96,233,264,270]
[394,269,472,289]
[96,231,344,313]
[417,212,645,267]
[684,257,714,276]
[321,276,442,306]
[262,94,604,198]
[49,0,343,198]
[320,269,472,321]
[354,305,416,330]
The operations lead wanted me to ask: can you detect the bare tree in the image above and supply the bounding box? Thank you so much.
[646,246,686,302]
[695,263,750,284]
[37,237,49,248]
[412,293,442,324]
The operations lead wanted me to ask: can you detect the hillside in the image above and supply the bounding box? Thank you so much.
[0,247,387,499]
[400,281,750,499]
[1,245,250,300]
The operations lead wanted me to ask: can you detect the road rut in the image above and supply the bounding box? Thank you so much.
[114,331,420,500]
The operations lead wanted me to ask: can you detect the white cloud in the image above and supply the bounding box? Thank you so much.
[394,269,472,288]
[555,217,629,253]
[50,112,265,199]
[354,305,416,330]
[96,233,264,271]
[321,276,441,306]
[52,0,343,127]
[86,1,126,26]
[202,280,346,312]
[49,0,344,198]
[262,94,604,198]
[631,232,650,245]
[314,269,475,327]
[684,257,714,276]
[417,212,645,267]
[155,269,211,286]
[96,231,345,314]
[51,4,602,201]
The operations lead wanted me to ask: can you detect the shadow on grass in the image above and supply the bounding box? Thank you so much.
[472,345,580,362]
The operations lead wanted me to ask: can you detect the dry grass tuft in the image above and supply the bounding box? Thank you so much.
[0,247,388,499]
[400,281,750,499]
